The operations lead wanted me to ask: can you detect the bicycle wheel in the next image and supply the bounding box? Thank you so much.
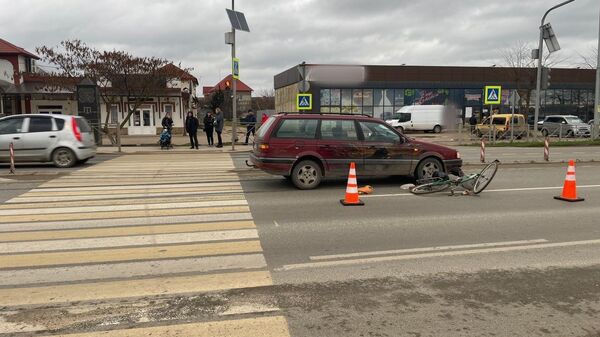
[472,160,500,194]
[410,181,451,195]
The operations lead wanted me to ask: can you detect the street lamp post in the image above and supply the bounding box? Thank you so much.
[230,0,237,151]
[594,7,600,139]
[533,0,575,138]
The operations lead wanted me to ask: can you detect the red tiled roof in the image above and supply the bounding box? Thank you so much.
[160,63,198,85]
[203,74,253,95]
[0,38,39,59]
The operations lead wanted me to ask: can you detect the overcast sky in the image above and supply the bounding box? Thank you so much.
[1,0,598,94]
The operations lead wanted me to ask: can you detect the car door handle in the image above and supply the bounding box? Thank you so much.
[318,144,331,148]
[49,135,57,138]
[12,137,20,140]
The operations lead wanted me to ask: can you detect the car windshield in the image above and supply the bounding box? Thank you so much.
[564,117,584,124]
[492,117,506,125]
[394,113,411,123]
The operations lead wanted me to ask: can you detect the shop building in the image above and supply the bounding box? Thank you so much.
[274,64,596,122]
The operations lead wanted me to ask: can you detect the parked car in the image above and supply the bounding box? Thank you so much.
[249,113,462,189]
[540,115,591,138]
[475,114,528,138]
[385,105,446,133]
[527,115,544,130]
[0,114,96,167]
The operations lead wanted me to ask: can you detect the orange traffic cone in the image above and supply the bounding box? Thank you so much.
[340,162,364,206]
[554,160,584,202]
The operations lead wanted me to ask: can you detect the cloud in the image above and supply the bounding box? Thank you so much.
[0,0,597,93]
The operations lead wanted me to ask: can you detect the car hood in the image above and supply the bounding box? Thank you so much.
[408,139,457,154]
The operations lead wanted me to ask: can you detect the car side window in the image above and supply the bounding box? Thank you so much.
[54,118,65,130]
[359,121,401,143]
[274,119,318,139]
[28,117,54,133]
[319,120,358,141]
[0,118,24,135]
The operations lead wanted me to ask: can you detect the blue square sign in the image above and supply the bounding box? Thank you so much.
[484,86,501,105]
[297,93,312,110]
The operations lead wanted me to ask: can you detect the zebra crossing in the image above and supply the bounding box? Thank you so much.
[0,153,290,336]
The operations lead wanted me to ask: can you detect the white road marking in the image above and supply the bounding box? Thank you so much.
[310,239,549,261]
[0,212,253,232]
[0,199,247,216]
[7,189,244,203]
[362,184,600,198]
[0,254,267,286]
[30,181,241,192]
[0,229,259,253]
[276,238,600,271]
[273,221,280,227]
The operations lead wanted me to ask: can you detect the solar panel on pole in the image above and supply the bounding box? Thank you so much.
[226,9,250,32]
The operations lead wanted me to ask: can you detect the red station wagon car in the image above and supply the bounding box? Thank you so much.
[249,113,462,189]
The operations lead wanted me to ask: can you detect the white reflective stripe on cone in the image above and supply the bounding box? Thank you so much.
[348,178,357,185]
[565,175,576,182]
[346,187,359,193]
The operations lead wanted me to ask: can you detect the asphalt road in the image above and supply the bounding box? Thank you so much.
[1,151,599,337]
[231,153,600,337]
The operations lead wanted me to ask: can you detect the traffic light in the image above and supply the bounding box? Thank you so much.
[541,67,551,89]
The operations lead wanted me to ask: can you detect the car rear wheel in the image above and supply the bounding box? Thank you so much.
[415,157,444,180]
[433,125,442,133]
[541,129,549,137]
[291,160,322,190]
[52,148,76,168]
[566,130,574,138]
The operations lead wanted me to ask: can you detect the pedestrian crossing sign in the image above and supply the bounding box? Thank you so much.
[484,86,501,105]
[232,58,240,80]
[297,93,312,110]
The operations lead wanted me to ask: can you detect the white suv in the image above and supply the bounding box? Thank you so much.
[0,114,96,167]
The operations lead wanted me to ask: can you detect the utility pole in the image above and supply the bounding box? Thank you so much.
[230,0,237,151]
[534,0,575,139]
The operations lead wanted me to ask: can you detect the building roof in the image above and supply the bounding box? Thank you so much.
[203,74,253,95]
[0,38,39,59]
[160,63,198,85]
[274,64,597,90]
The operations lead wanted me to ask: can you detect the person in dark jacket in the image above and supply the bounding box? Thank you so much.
[215,108,224,148]
[244,109,256,145]
[161,112,174,131]
[185,111,200,149]
[203,111,215,146]
[469,114,478,134]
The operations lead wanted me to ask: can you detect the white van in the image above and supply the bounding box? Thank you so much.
[385,105,446,133]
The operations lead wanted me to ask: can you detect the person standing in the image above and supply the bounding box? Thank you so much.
[244,109,256,145]
[203,110,215,147]
[215,108,224,148]
[185,111,199,149]
[469,114,478,134]
[161,112,173,131]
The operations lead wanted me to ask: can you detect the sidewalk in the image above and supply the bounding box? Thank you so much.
[101,126,252,147]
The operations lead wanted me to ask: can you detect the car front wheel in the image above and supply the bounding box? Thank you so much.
[291,160,322,190]
[415,157,444,180]
[433,125,442,133]
[53,148,77,168]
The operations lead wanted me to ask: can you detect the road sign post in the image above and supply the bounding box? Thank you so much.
[484,86,501,142]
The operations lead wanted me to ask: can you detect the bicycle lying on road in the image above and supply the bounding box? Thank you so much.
[410,159,500,195]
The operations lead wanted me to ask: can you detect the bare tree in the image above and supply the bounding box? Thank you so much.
[499,41,570,115]
[36,40,188,145]
[577,46,598,69]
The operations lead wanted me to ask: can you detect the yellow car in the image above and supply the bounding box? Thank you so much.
[475,114,528,139]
